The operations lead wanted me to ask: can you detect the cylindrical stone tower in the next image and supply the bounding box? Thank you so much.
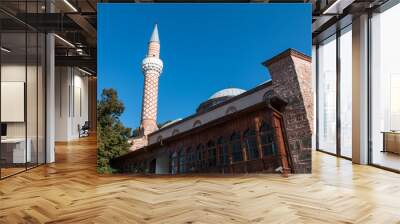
[140,24,163,136]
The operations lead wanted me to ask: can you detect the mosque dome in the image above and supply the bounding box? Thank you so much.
[208,88,246,100]
[197,88,246,113]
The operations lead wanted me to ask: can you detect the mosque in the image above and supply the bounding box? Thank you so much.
[112,24,313,175]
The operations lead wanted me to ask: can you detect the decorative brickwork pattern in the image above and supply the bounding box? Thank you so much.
[140,34,163,136]
[141,72,160,121]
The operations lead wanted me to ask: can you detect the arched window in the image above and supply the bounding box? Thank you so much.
[196,144,205,170]
[230,132,243,162]
[178,148,186,173]
[138,161,145,173]
[132,162,138,173]
[170,151,178,174]
[186,147,195,172]
[193,120,202,128]
[260,122,277,157]
[217,137,229,166]
[207,140,217,167]
[243,128,259,160]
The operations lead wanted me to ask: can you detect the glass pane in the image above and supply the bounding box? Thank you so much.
[371,4,400,171]
[1,31,27,177]
[178,149,185,173]
[38,32,45,164]
[27,31,38,169]
[244,130,259,160]
[318,35,337,154]
[340,26,352,158]
[207,141,216,167]
[231,133,243,162]
[218,138,229,166]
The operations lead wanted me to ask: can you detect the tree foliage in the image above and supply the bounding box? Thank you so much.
[97,88,131,174]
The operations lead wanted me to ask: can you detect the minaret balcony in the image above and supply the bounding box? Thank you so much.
[142,57,163,74]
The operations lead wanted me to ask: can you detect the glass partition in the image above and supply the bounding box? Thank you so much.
[1,30,28,177]
[38,32,45,165]
[27,31,38,169]
[339,25,352,158]
[0,1,46,179]
[317,34,337,154]
[370,3,400,171]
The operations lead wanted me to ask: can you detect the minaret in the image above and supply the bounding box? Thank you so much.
[140,24,163,136]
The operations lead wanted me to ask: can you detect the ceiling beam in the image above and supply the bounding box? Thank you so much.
[55,55,96,73]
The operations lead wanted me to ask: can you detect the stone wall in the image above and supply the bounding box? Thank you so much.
[264,49,313,173]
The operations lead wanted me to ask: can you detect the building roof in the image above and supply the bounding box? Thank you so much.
[262,48,311,66]
[150,81,272,137]
[161,118,182,128]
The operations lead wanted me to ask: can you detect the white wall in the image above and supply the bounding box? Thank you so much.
[1,63,46,164]
[55,67,89,141]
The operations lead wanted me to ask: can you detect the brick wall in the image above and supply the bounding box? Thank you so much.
[264,49,313,173]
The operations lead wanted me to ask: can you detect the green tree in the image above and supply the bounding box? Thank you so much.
[97,88,131,173]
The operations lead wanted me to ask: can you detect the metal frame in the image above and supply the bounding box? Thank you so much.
[367,10,373,165]
[336,27,341,157]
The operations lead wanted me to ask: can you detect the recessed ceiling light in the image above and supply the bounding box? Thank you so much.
[1,47,11,53]
[78,67,93,76]
[63,0,78,12]
[54,34,75,48]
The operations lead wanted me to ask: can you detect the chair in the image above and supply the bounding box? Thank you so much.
[79,121,90,138]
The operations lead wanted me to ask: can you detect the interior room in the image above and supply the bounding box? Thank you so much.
[0,0,96,179]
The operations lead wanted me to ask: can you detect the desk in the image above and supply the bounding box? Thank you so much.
[382,132,400,154]
[1,138,31,164]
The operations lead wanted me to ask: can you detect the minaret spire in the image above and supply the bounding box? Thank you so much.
[149,24,159,43]
[140,24,163,136]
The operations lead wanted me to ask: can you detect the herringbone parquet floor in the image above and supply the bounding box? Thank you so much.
[1,136,400,224]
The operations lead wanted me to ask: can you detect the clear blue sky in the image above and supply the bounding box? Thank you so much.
[98,4,311,129]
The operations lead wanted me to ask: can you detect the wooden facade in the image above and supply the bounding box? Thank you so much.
[111,101,293,175]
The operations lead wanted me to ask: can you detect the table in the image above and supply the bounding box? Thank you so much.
[382,131,400,154]
[1,138,31,164]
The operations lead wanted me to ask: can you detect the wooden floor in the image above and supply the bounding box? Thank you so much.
[1,136,400,224]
